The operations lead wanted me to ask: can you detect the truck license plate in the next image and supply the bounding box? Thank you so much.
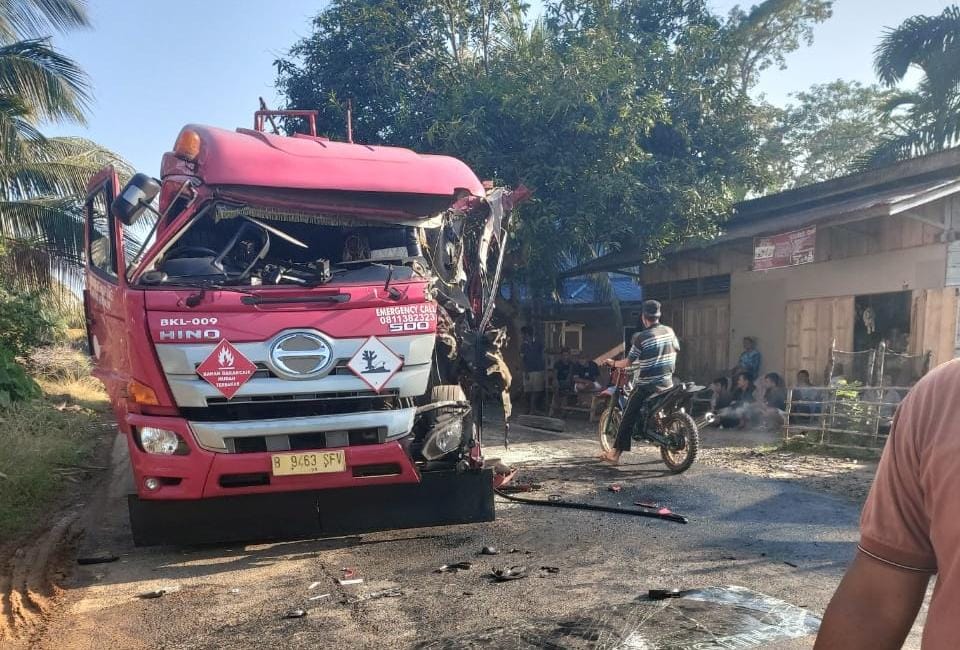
[271,451,346,476]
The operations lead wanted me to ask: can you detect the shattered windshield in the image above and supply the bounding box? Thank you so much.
[138,204,424,288]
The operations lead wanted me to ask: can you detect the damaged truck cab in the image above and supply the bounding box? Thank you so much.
[83,114,519,545]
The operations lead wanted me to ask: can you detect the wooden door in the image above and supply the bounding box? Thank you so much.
[785,296,854,384]
[910,288,959,368]
[669,296,729,383]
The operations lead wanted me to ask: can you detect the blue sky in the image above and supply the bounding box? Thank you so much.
[44,0,952,175]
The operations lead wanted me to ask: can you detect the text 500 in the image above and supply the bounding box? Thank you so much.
[388,322,431,333]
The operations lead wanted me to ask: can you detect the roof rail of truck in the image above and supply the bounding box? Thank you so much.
[254,109,318,137]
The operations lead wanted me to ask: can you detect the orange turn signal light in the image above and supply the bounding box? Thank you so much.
[128,380,160,406]
[173,129,201,161]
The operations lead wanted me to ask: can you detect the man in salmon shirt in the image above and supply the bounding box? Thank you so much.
[815,361,957,649]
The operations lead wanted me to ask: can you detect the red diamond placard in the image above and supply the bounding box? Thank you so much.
[196,340,257,400]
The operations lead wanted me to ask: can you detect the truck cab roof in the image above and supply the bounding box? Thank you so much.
[161,124,486,199]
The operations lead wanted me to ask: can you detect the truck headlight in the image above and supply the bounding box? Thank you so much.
[422,418,464,461]
[139,427,180,455]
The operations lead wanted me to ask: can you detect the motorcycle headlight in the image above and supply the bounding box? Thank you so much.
[422,418,465,461]
[139,427,180,455]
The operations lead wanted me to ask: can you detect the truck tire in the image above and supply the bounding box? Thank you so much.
[431,384,466,402]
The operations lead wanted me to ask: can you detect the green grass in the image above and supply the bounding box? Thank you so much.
[0,364,108,541]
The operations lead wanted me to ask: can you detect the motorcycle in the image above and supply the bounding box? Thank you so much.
[598,367,704,474]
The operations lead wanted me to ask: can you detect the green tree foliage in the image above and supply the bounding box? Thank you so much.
[863,5,960,167]
[277,0,766,292]
[0,346,39,407]
[761,80,893,189]
[0,286,60,356]
[0,0,130,295]
[723,0,833,95]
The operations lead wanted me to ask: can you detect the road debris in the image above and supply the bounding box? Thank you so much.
[77,553,119,565]
[784,561,799,568]
[648,588,686,600]
[341,567,357,579]
[354,587,403,601]
[608,484,622,493]
[138,589,168,599]
[436,561,473,573]
[282,608,307,619]
[496,483,542,494]
[337,578,364,586]
[491,566,528,582]
[539,566,560,574]
[497,489,689,524]
[308,581,323,590]
[479,546,500,555]
[307,593,331,602]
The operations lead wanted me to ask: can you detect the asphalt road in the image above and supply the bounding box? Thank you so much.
[30,422,896,650]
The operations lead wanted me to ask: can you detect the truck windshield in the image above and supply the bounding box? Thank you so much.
[138,203,424,288]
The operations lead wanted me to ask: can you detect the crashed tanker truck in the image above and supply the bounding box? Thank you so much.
[83,111,522,545]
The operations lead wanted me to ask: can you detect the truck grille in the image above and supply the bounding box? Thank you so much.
[181,395,402,422]
[227,427,384,453]
[204,389,396,407]
[197,361,354,381]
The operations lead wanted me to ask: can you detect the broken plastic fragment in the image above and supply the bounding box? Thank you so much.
[648,588,685,600]
[491,566,528,582]
[283,608,307,619]
[77,553,119,565]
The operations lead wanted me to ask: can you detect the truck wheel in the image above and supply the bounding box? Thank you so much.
[431,384,466,402]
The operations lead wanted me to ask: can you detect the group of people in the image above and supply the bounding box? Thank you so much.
[519,327,604,415]
[704,337,786,430]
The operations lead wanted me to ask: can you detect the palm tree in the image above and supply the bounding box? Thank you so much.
[0,0,131,296]
[861,5,960,167]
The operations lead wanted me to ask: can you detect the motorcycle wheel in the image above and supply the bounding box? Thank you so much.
[659,412,699,474]
[598,405,622,453]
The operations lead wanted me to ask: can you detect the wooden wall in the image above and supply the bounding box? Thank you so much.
[784,297,855,384]
[643,212,944,284]
[911,287,959,369]
[662,295,730,383]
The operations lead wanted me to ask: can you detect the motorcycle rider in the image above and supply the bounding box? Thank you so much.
[599,300,679,465]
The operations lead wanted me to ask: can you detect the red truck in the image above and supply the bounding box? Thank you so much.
[83,111,520,545]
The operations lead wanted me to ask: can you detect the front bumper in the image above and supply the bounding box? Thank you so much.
[127,468,495,546]
[125,413,421,499]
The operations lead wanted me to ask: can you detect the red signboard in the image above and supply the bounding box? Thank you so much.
[196,340,257,399]
[753,226,816,271]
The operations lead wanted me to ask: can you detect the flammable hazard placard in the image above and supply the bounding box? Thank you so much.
[196,340,257,399]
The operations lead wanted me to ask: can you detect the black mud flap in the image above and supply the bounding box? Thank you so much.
[127,469,494,547]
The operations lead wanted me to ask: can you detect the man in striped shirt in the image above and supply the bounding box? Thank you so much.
[600,300,680,465]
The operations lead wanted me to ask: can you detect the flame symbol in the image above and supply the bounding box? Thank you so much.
[218,347,235,367]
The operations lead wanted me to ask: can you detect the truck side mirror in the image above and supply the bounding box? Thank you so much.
[112,173,161,226]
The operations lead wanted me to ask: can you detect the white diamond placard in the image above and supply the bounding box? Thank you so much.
[347,336,403,393]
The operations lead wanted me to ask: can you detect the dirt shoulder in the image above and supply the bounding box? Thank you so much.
[0,371,115,646]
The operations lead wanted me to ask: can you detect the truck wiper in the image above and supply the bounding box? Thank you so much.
[165,281,256,308]
[240,294,350,305]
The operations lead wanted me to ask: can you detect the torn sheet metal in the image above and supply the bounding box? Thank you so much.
[417,585,819,649]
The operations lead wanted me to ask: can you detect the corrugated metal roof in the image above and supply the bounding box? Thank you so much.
[566,170,960,277]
